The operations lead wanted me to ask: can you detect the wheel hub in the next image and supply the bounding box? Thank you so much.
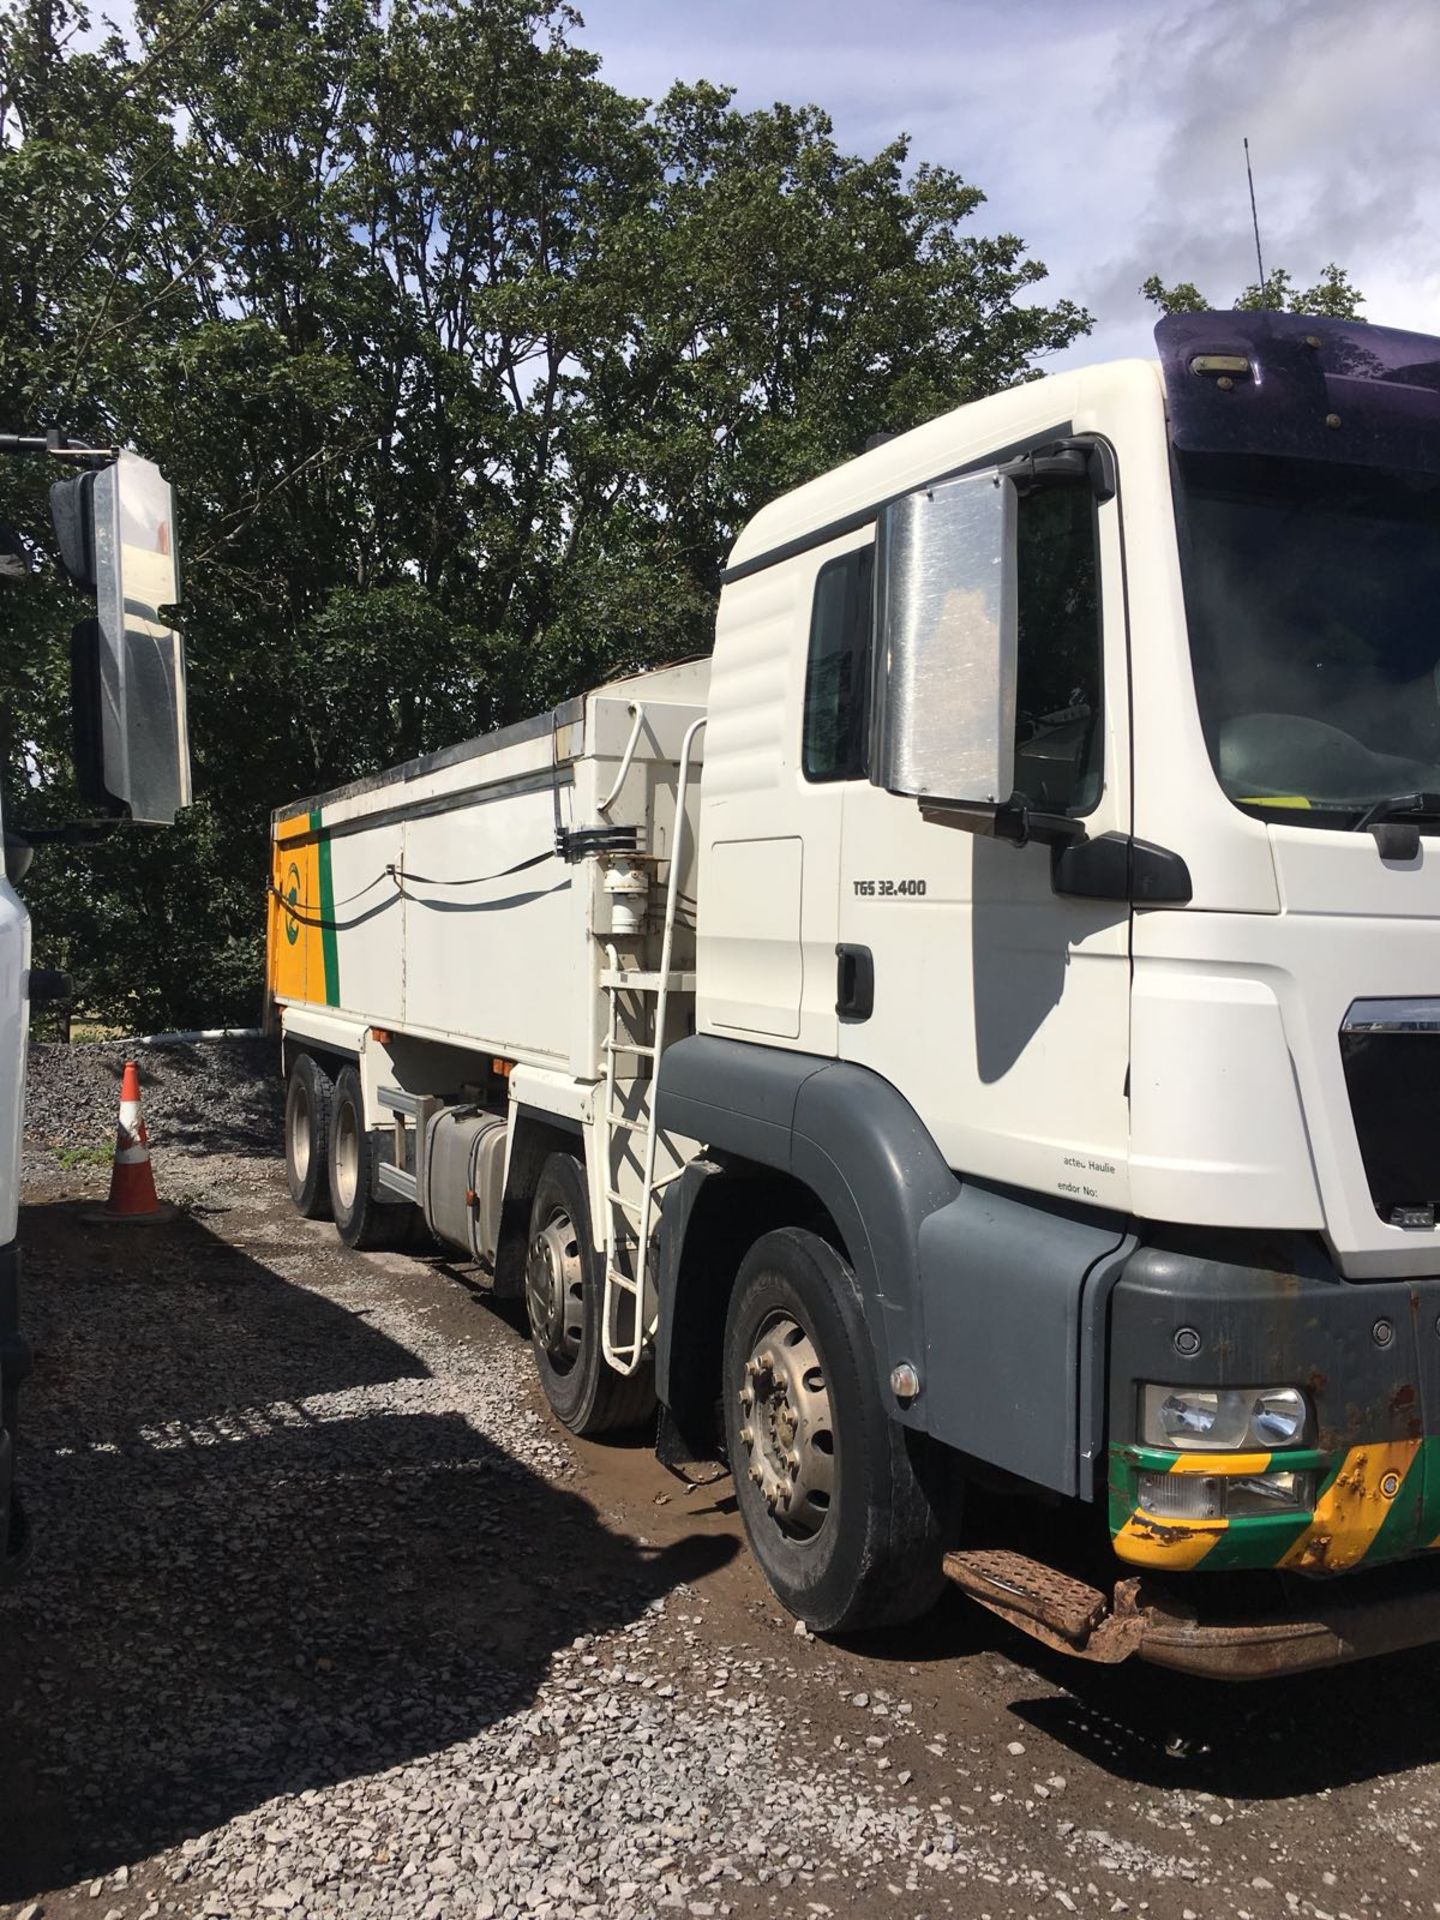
[287,1082,311,1181]
[736,1313,834,1539]
[333,1104,358,1210]
[526,1207,584,1368]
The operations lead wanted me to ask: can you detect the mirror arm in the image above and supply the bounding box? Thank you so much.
[0,429,118,464]
[916,804,1194,905]
[917,798,1003,834]
[999,437,1116,503]
[994,803,1088,849]
[11,819,120,846]
[916,796,1088,849]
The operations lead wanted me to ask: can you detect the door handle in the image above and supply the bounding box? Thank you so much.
[835,944,874,1023]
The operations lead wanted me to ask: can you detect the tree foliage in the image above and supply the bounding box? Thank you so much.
[1,0,1090,1026]
[1141,262,1365,319]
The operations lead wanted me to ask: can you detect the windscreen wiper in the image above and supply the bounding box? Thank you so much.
[1349,792,1440,860]
[1350,793,1440,833]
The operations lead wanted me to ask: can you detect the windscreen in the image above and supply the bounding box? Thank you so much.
[1175,451,1440,823]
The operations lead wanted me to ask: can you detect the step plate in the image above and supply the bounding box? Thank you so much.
[943,1549,1109,1645]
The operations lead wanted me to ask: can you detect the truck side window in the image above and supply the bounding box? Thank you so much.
[803,546,874,782]
[1014,486,1103,815]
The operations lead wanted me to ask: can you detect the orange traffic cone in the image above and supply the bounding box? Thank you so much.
[84,1060,176,1226]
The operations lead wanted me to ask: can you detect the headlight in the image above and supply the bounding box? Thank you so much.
[1249,1388,1309,1447]
[1140,1384,1310,1451]
[1137,1468,1315,1520]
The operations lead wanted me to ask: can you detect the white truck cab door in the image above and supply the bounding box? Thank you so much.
[698,545,868,1056]
[833,475,1134,1213]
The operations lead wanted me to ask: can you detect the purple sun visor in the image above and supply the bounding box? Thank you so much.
[1156,310,1440,475]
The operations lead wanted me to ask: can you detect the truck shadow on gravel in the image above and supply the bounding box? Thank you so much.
[1003,1631,1440,1797]
[843,1568,1440,1798]
[0,1203,733,1901]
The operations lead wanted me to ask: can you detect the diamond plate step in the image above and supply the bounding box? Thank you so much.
[943,1548,1110,1645]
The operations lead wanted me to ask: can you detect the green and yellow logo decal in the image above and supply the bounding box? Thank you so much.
[267,808,339,1008]
[283,860,302,946]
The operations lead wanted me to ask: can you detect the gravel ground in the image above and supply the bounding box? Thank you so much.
[20,1040,281,1189]
[5,1041,1440,1920]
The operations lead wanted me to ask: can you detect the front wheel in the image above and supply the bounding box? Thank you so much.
[722,1227,948,1633]
[524,1152,654,1437]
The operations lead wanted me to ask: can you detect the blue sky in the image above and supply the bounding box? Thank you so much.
[568,0,1440,369]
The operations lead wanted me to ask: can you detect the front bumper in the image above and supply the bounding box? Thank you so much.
[1106,1234,1440,1576]
[945,1548,1440,1679]
[1138,1563,1440,1677]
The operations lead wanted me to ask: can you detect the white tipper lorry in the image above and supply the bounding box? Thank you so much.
[268,312,1440,1678]
[0,438,192,1579]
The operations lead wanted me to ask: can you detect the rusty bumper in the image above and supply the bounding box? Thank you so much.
[944,1548,1440,1680]
[1136,1576,1440,1678]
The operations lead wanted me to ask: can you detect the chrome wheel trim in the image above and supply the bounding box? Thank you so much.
[735,1309,835,1541]
[287,1078,312,1184]
[333,1100,360,1212]
[526,1205,584,1372]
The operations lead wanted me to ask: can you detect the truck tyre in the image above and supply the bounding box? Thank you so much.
[722,1227,947,1634]
[285,1053,334,1219]
[524,1152,655,1437]
[328,1066,423,1251]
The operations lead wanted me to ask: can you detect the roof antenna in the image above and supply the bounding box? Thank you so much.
[1244,136,1266,291]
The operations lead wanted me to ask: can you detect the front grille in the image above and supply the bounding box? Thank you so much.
[1341,1000,1440,1227]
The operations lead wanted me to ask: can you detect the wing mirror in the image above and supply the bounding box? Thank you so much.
[870,454,1100,849]
[52,451,192,826]
[869,468,1019,827]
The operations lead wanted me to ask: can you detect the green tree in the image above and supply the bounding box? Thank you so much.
[1,0,1091,1028]
[1141,262,1365,318]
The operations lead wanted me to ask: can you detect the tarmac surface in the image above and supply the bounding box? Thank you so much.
[4,1042,1440,1920]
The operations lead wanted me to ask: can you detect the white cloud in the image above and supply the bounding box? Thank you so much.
[573,0,1440,366]
[1091,0,1440,345]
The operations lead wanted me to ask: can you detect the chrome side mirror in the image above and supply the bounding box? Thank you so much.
[870,469,1018,824]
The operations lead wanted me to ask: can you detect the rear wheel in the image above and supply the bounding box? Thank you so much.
[524,1151,654,1436]
[722,1227,948,1633]
[328,1066,424,1250]
[285,1053,334,1219]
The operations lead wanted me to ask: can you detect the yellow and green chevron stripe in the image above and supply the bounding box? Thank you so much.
[1109,1436,1440,1574]
[267,808,340,1010]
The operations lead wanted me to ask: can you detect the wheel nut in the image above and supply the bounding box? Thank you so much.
[739,1426,754,1447]
[739,1385,755,1410]
[757,1349,775,1372]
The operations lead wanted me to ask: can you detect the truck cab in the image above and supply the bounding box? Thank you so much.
[659,311,1440,1664]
